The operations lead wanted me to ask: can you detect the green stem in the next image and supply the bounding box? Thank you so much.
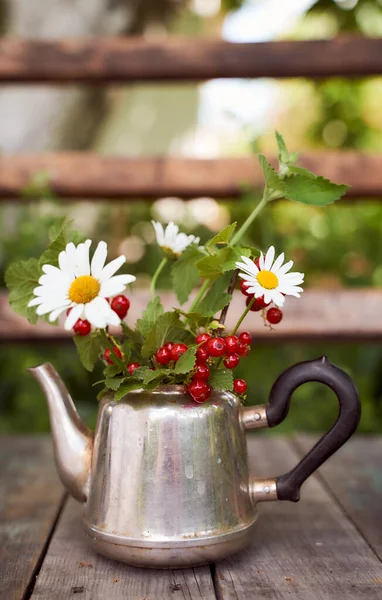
[231,296,256,335]
[231,191,269,246]
[189,279,210,313]
[151,257,168,298]
[100,329,130,377]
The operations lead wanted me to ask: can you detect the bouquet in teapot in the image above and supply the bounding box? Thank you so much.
[6,133,348,404]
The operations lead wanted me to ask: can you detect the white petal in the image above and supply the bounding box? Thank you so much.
[264,246,275,271]
[271,252,285,273]
[75,239,91,277]
[84,299,107,329]
[99,255,126,283]
[262,290,273,305]
[91,241,108,278]
[259,251,265,270]
[276,260,294,276]
[271,290,285,307]
[64,304,84,330]
[28,296,44,307]
[36,299,68,316]
[65,242,77,274]
[100,274,136,298]
[152,221,164,247]
[49,305,69,322]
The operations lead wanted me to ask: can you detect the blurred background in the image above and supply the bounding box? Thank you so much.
[0,0,381,433]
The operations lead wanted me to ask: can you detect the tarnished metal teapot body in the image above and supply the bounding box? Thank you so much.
[86,387,258,567]
[30,358,361,568]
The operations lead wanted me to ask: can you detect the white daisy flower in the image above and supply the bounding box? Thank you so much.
[28,240,136,330]
[152,221,200,257]
[236,246,304,308]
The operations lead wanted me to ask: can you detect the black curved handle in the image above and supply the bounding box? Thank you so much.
[266,356,361,502]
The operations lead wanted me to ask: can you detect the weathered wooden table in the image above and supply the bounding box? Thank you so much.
[0,435,381,600]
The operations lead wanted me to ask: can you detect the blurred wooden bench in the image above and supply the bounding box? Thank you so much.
[0,36,381,342]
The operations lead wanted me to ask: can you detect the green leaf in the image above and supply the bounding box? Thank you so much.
[196,247,251,280]
[143,369,169,385]
[142,312,188,358]
[5,258,41,324]
[39,220,85,268]
[198,273,232,317]
[73,331,102,372]
[175,310,212,331]
[105,377,126,391]
[121,322,144,356]
[258,155,285,193]
[288,165,316,179]
[103,364,122,378]
[132,366,151,380]
[275,131,289,163]
[206,223,237,252]
[136,296,164,337]
[208,368,233,391]
[284,174,349,206]
[114,380,143,401]
[174,346,197,374]
[171,245,204,305]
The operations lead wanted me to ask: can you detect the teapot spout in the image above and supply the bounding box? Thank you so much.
[29,363,93,503]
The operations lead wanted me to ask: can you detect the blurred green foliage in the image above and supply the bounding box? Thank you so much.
[0,0,382,433]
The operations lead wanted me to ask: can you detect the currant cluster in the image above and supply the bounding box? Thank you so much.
[240,258,283,326]
[188,332,250,403]
[69,294,131,336]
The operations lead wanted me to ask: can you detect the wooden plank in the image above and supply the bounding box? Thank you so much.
[31,498,216,600]
[0,152,381,200]
[1,288,382,344]
[295,435,382,562]
[0,37,381,84]
[0,436,64,600]
[214,436,382,599]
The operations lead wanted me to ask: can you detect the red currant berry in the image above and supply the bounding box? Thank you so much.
[237,341,250,357]
[240,281,252,297]
[171,343,188,362]
[127,362,140,375]
[155,346,172,365]
[239,331,251,346]
[188,380,212,403]
[224,335,239,354]
[195,333,211,345]
[223,353,240,369]
[193,363,210,381]
[73,319,91,336]
[196,346,209,362]
[111,295,130,319]
[267,307,283,325]
[246,295,270,312]
[163,342,173,352]
[234,379,247,394]
[206,337,226,357]
[104,347,122,365]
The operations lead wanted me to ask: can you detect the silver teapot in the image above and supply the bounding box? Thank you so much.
[30,356,360,568]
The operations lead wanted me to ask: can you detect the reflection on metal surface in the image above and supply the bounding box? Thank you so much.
[240,404,269,430]
[250,478,278,503]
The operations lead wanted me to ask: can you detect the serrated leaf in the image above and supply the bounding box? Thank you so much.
[206,223,237,252]
[39,220,85,268]
[105,377,127,391]
[275,131,289,163]
[175,310,212,331]
[208,368,233,391]
[174,346,197,374]
[221,247,251,273]
[73,331,102,372]
[284,174,349,206]
[171,245,204,305]
[197,273,232,317]
[103,364,122,378]
[143,369,169,385]
[114,380,143,401]
[258,155,285,193]
[136,296,164,337]
[5,258,41,324]
[288,165,316,179]
[132,366,151,380]
[141,312,188,358]
[121,322,144,356]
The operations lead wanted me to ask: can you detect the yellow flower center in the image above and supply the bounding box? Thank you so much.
[256,270,279,290]
[68,275,100,304]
